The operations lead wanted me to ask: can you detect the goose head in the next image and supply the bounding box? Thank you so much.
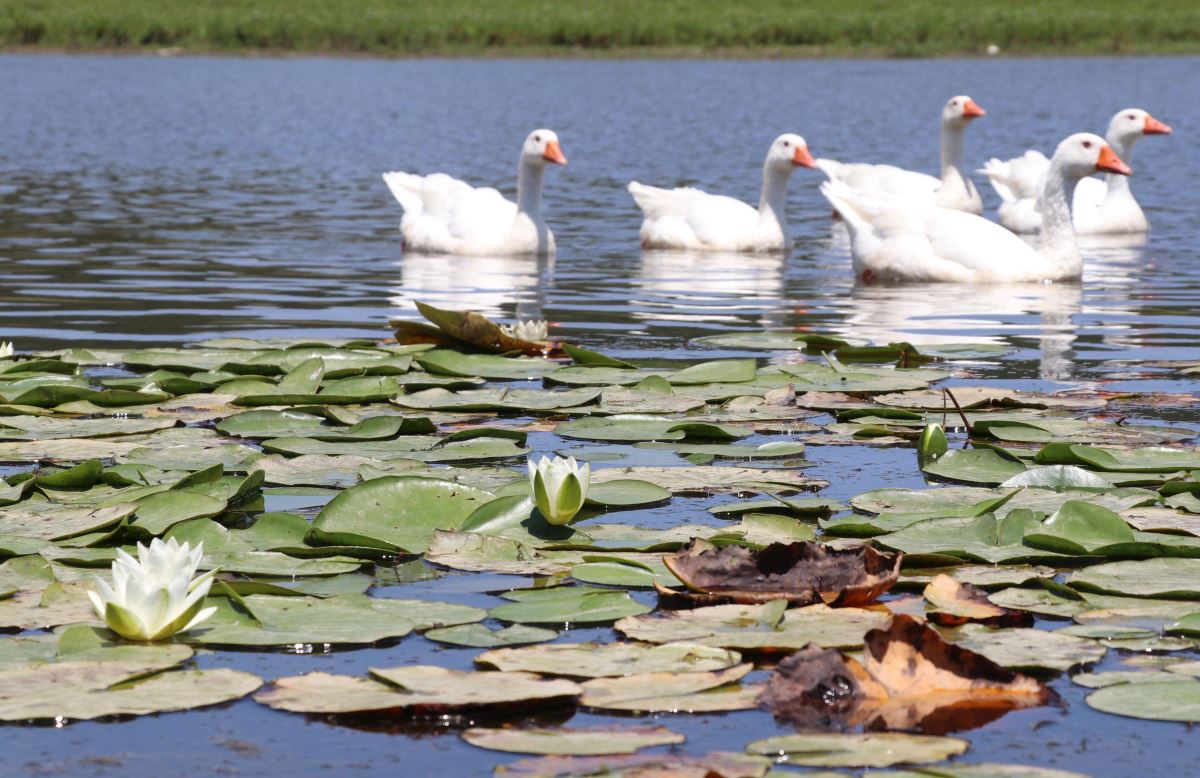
[1053,132,1132,179]
[766,134,816,170]
[522,129,567,166]
[941,95,986,128]
[1107,108,1172,145]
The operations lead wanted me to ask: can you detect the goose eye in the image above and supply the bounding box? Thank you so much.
[533,135,541,142]
[1127,114,1136,120]
[1082,140,1093,149]
[951,101,958,107]
[783,141,790,147]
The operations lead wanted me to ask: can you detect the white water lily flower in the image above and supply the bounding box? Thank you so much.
[528,455,590,526]
[0,342,12,359]
[500,320,549,342]
[87,538,217,642]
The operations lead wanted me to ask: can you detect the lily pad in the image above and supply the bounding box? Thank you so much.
[1086,679,1200,722]
[476,642,742,678]
[463,725,684,756]
[489,586,651,625]
[255,666,580,716]
[578,663,759,713]
[1069,558,1200,598]
[941,624,1107,672]
[423,624,558,648]
[745,732,968,767]
[309,476,495,553]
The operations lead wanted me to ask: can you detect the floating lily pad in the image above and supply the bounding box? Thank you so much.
[186,594,483,647]
[1086,679,1200,722]
[489,586,651,625]
[423,624,558,648]
[941,624,1106,672]
[592,465,823,494]
[255,666,580,716]
[922,448,1028,486]
[1069,558,1200,598]
[0,664,262,722]
[309,476,495,553]
[476,642,742,678]
[0,502,136,541]
[579,663,759,713]
[616,601,889,651]
[463,725,684,756]
[745,732,968,767]
[584,479,670,508]
[494,752,770,778]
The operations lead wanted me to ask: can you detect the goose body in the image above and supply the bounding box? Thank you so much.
[823,133,1131,284]
[383,129,566,255]
[817,96,986,214]
[981,109,1171,234]
[629,134,816,252]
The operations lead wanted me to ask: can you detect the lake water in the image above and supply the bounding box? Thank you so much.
[2,54,1200,776]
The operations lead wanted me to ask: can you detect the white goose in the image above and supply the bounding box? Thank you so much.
[981,109,1171,234]
[382,129,567,256]
[817,96,987,214]
[628,134,816,253]
[822,133,1131,284]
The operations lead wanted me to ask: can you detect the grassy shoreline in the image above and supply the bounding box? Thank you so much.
[4,0,1200,58]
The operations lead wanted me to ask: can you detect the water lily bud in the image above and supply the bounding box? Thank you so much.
[918,423,948,460]
[501,320,549,342]
[527,455,590,526]
[87,538,217,642]
[0,342,13,359]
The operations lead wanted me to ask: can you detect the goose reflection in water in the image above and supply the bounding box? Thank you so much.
[632,249,788,329]
[837,282,1086,382]
[390,252,553,323]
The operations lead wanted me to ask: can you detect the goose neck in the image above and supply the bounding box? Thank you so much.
[757,163,792,230]
[1036,161,1083,274]
[516,157,545,217]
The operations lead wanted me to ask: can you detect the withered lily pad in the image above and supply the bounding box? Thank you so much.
[255,666,580,717]
[924,574,1033,627]
[758,615,1052,733]
[658,539,900,608]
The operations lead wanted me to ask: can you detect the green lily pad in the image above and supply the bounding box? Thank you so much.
[745,732,968,767]
[941,624,1107,672]
[416,350,559,380]
[186,593,483,647]
[463,725,684,756]
[0,663,262,722]
[585,479,670,508]
[875,511,1070,565]
[1086,679,1200,721]
[570,557,680,588]
[1069,558,1200,598]
[476,641,742,678]
[616,601,889,651]
[922,448,1028,485]
[309,476,495,553]
[666,359,757,385]
[578,664,759,713]
[494,752,770,778]
[423,623,558,648]
[255,666,580,715]
[0,502,136,541]
[1037,443,1200,473]
[489,586,651,625]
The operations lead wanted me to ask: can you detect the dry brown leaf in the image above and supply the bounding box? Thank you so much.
[758,615,1054,734]
[656,539,900,608]
[922,574,1033,628]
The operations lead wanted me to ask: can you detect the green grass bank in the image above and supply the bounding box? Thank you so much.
[3,0,1200,57]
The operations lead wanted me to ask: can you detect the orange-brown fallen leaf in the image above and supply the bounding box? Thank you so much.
[922,574,1032,628]
[656,539,900,608]
[758,615,1054,734]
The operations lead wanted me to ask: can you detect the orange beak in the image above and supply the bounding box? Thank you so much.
[962,99,986,119]
[543,139,567,165]
[1143,114,1172,135]
[1096,145,1132,176]
[792,145,816,168]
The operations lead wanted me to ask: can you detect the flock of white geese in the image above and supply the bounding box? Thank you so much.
[381,96,1171,285]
